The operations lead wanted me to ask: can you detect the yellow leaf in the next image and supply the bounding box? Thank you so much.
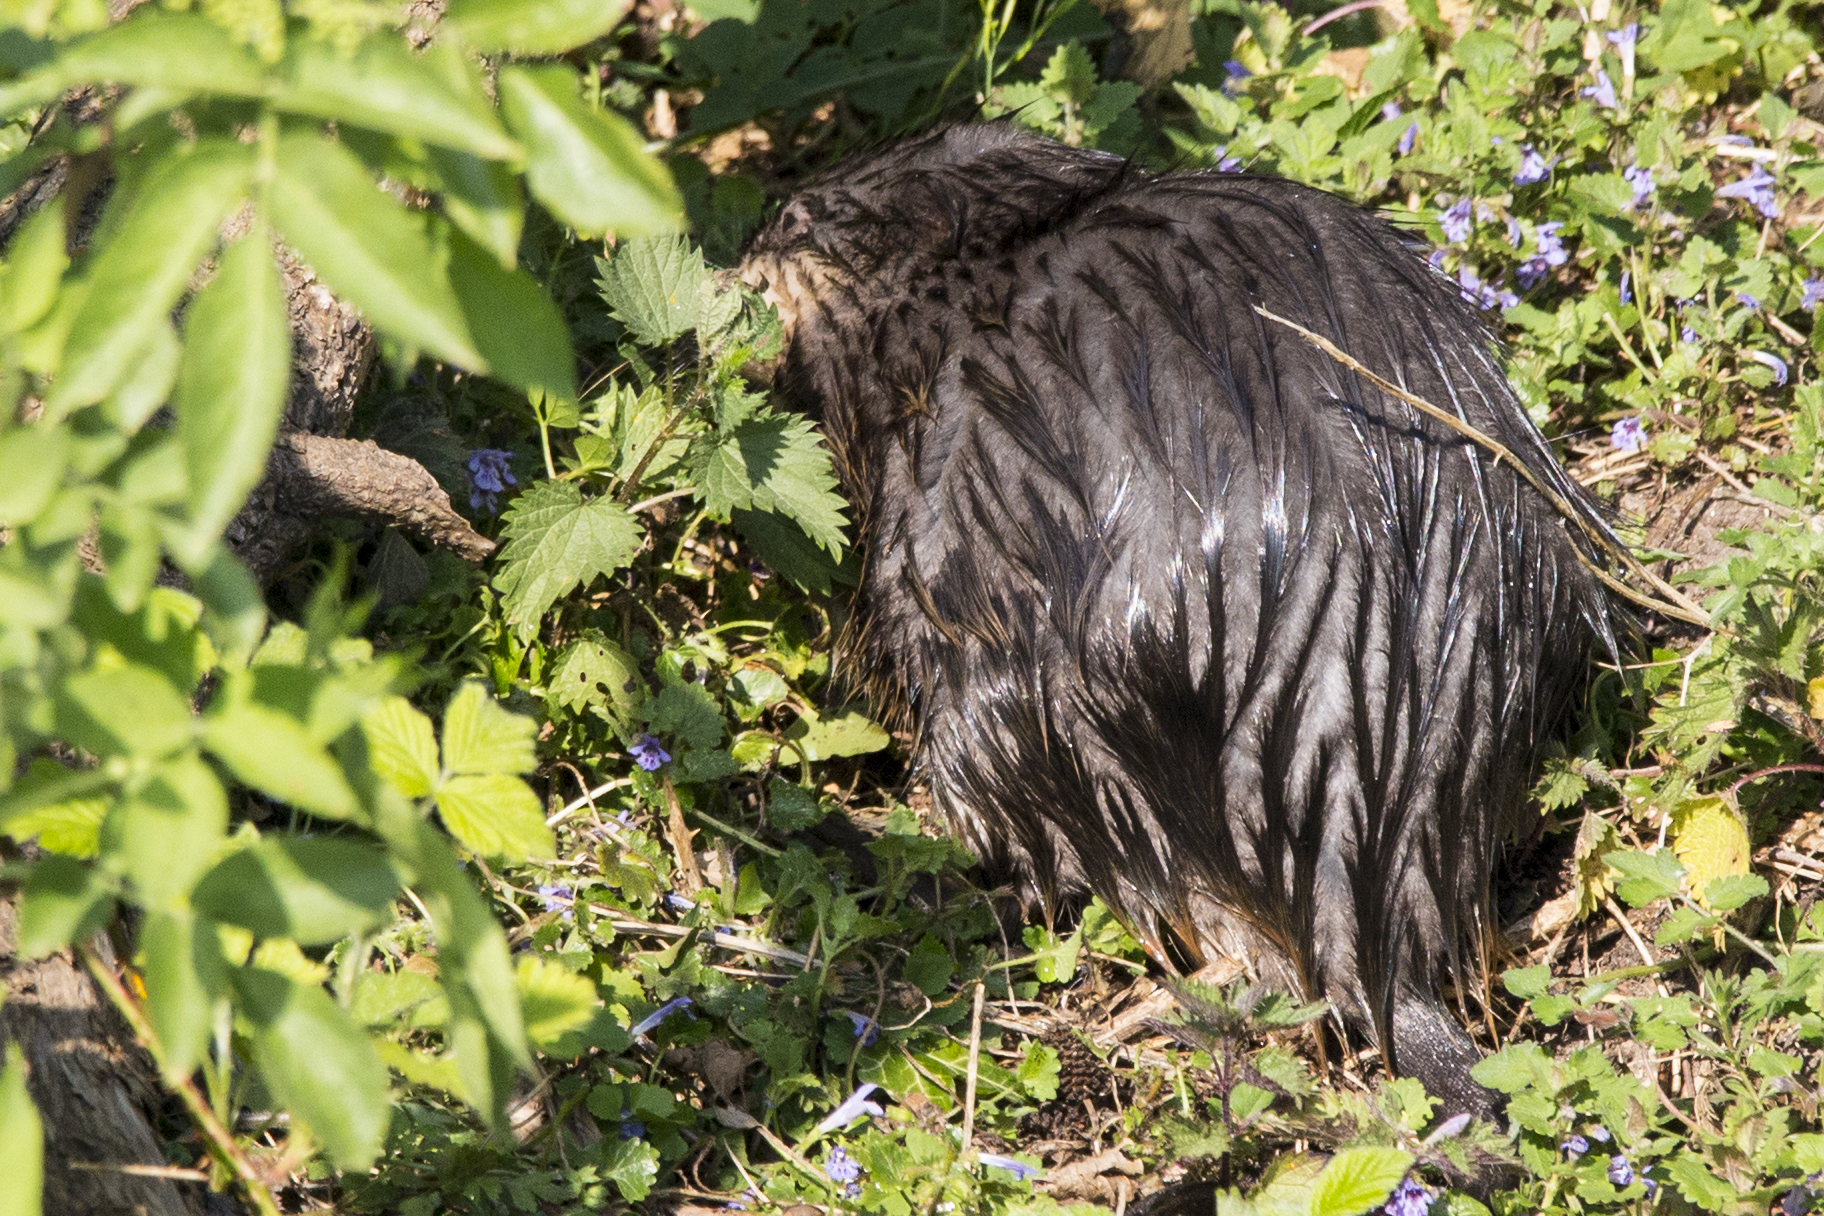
[1572,811,1619,919]
[1672,797,1750,910]
[1808,675,1824,720]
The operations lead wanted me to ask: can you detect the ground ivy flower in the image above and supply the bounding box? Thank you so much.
[1222,59,1250,93]
[629,995,694,1037]
[1213,145,1242,172]
[1682,325,1700,344]
[1610,417,1646,453]
[844,1010,881,1046]
[630,734,671,771]
[825,1146,862,1184]
[536,884,573,919]
[1737,292,1761,310]
[1748,349,1790,386]
[1383,1178,1431,1216]
[814,1082,886,1134]
[618,1110,646,1140]
[1802,278,1824,310]
[1381,100,1402,120]
[1607,22,1638,76]
[1589,1126,1611,1142]
[465,449,517,515]
[1398,122,1419,156]
[1562,1132,1591,1159]
[1536,221,1568,265]
[1505,215,1522,247]
[1624,164,1655,209]
[1582,68,1618,110]
[980,1154,1042,1182]
[1440,199,1473,243]
[1619,271,1631,306]
[1607,1156,1634,1187]
[1717,163,1779,218]
[1515,144,1551,186]
[1456,265,1518,311]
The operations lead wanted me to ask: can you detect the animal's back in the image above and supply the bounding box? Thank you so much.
[742,125,1614,1112]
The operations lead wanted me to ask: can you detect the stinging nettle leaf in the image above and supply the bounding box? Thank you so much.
[695,411,848,555]
[1307,1147,1414,1216]
[174,231,291,566]
[448,0,634,54]
[498,66,680,239]
[492,480,642,628]
[49,140,256,414]
[594,235,709,346]
[270,133,486,372]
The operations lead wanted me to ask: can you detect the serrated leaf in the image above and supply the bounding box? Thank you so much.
[0,1044,43,1216]
[601,1136,660,1202]
[516,955,599,1046]
[1672,797,1750,909]
[498,66,679,239]
[447,0,633,54]
[492,480,643,628]
[440,681,537,776]
[730,507,853,594]
[436,773,553,862]
[174,230,291,565]
[595,235,709,345]
[193,837,402,945]
[1501,965,1551,999]
[276,37,518,161]
[1664,1152,1737,1211]
[270,133,485,371]
[232,967,390,1171]
[1307,1146,1413,1216]
[1701,872,1768,912]
[50,140,255,413]
[696,411,848,555]
[1604,848,1685,908]
[361,696,440,797]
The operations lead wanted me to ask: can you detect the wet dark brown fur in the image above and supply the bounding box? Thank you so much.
[740,124,1616,1114]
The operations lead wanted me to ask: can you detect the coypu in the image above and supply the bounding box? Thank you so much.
[739,124,1617,1117]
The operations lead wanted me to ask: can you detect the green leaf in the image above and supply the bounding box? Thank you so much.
[448,0,632,53]
[201,701,360,820]
[1501,965,1551,1000]
[56,662,194,758]
[0,423,69,529]
[49,140,255,413]
[361,696,440,798]
[448,231,577,404]
[1021,925,1082,984]
[232,967,390,1171]
[497,66,680,239]
[16,855,115,958]
[1603,849,1685,907]
[276,37,519,161]
[102,753,228,908]
[547,631,643,722]
[731,507,853,594]
[0,203,68,336]
[173,230,291,565]
[516,955,599,1046]
[440,681,537,776]
[783,708,888,760]
[193,837,402,945]
[1664,1151,1737,1212]
[435,773,554,862]
[649,682,724,752]
[594,235,708,345]
[270,133,485,371]
[492,480,643,629]
[0,1045,43,1216]
[432,149,525,267]
[0,13,267,116]
[1701,873,1768,912]
[696,411,848,554]
[138,909,223,1080]
[601,1136,661,1202]
[351,969,445,1027]
[1307,1147,1413,1216]
[902,934,953,997]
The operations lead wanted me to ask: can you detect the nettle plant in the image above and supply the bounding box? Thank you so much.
[0,0,691,1210]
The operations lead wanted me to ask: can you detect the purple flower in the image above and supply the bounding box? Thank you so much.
[814,1083,886,1134]
[1608,1155,1635,1188]
[844,1010,881,1046]
[1384,1178,1432,1216]
[1213,146,1243,172]
[1516,259,1549,289]
[1562,1133,1590,1159]
[825,1146,862,1184]
[536,884,573,919]
[1682,326,1699,344]
[1589,1126,1611,1142]
[1610,417,1646,453]
[1398,122,1419,156]
[1222,59,1250,94]
[666,892,695,911]
[1505,215,1523,247]
[1748,350,1790,386]
[1515,144,1551,186]
[1536,221,1568,266]
[1778,1185,1813,1216]
[1456,265,1517,311]
[1619,271,1631,306]
[1427,249,1449,271]
[1738,292,1762,310]
[1381,101,1403,120]
[1804,279,1824,310]
[1642,1178,1660,1200]
[618,1110,646,1140]
[1607,23,1638,76]
[630,734,671,771]
[465,449,518,515]
[1717,164,1780,219]
[1440,199,1473,244]
[629,995,694,1037]
[1624,164,1656,209]
[980,1153,1042,1182]
[1582,69,1618,110]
